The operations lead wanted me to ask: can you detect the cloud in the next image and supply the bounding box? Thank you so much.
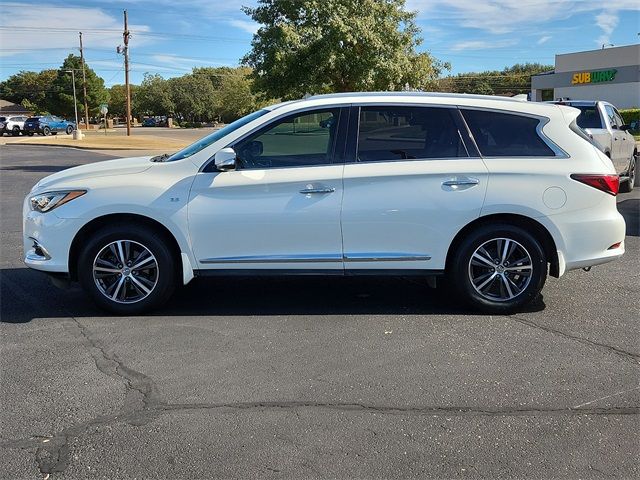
[537,36,552,45]
[450,39,518,51]
[595,10,620,46]
[0,3,153,58]
[406,0,639,35]
[228,19,259,35]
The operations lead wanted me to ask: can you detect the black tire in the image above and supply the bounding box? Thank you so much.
[77,223,176,314]
[66,125,73,135]
[619,154,636,193]
[12,126,20,136]
[51,131,58,135]
[43,126,51,136]
[27,132,34,136]
[449,224,547,314]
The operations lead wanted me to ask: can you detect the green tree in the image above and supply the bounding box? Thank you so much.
[169,74,217,122]
[135,73,174,116]
[0,69,57,114]
[108,84,138,118]
[242,0,448,100]
[48,55,108,119]
[214,67,263,122]
[439,63,553,96]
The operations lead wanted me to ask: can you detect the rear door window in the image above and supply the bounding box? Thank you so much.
[356,106,467,162]
[462,109,555,157]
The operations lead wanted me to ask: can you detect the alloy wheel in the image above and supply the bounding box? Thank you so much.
[92,240,159,304]
[468,237,533,302]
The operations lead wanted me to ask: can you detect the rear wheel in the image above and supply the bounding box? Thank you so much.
[43,126,51,136]
[11,126,20,136]
[449,224,547,314]
[78,224,176,314]
[619,154,636,193]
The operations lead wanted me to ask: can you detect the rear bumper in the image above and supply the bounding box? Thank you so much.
[539,208,626,276]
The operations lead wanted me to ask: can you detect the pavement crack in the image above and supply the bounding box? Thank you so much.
[67,316,164,410]
[154,401,639,417]
[23,317,167,476]
[506,314,640,365]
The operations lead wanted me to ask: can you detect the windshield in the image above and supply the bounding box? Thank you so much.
[574,106,602,129]
[167,109,269,162]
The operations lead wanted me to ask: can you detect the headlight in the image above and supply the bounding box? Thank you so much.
[30,190,86,213]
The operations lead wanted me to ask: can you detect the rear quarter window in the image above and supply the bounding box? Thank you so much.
[462,109,555,157]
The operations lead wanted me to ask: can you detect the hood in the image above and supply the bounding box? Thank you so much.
[34,156,153,191]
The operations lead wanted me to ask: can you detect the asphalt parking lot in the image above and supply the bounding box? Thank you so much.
[1,145,638,479]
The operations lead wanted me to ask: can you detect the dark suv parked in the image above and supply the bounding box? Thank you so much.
[23,116,76,136]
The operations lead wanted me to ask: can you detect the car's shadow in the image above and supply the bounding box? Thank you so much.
[0,268,546,323]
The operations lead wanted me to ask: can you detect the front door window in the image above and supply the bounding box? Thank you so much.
[234,109,341,169]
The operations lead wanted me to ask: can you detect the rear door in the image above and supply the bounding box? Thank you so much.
[341,105,488,271]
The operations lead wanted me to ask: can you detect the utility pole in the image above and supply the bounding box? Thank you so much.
[79,32,90,129]
[123,10,132,136]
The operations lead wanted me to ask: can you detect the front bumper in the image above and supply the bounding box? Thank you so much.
[23,208,84,273]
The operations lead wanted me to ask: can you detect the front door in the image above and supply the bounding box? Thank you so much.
[341,105,488,271]
[188,107,346,271]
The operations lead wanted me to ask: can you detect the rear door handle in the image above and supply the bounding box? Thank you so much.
[299,184,335,194]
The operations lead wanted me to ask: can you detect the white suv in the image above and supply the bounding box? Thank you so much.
[0,115,28,136]
[23,92,626,314]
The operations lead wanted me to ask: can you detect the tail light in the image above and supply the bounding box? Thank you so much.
[570,174,619,196]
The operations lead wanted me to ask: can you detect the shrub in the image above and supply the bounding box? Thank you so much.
[619,108,639,132]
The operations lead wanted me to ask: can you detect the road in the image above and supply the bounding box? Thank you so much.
[1,145,638,479]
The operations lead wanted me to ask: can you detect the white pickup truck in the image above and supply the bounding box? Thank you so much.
[553,100,637,192]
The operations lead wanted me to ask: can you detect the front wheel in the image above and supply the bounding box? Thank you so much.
[66,125,73,135]
[12,126,20,136]
[449,224,547,314]
[78,224,176,314]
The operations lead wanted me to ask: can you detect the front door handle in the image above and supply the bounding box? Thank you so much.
[299,184,335,194]
[442,177,479,187]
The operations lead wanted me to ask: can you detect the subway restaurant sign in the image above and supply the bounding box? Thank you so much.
[571,69,617,85]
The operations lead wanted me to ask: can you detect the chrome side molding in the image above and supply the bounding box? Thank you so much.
[343,253,431,262]
[200,253,431,264]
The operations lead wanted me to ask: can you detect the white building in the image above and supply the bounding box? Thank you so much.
[531,44,639,109]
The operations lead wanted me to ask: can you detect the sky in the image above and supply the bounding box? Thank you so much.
[0,0,639,87]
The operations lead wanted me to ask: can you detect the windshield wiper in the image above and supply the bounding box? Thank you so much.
[150,153,171,162]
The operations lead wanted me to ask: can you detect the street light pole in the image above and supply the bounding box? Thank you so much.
[66,69,83,140]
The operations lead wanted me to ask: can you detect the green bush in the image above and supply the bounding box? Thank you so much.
[619,108,639,130]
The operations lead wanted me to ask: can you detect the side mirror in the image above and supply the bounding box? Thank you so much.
[619,124,630,131]
[214,147,237,171]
